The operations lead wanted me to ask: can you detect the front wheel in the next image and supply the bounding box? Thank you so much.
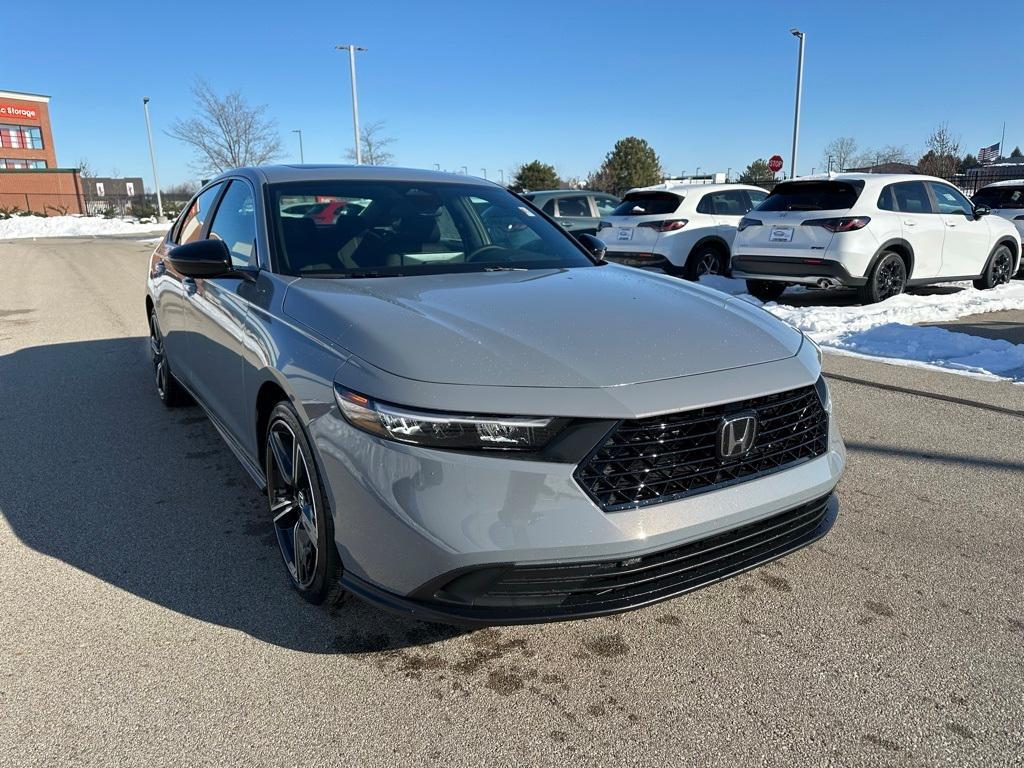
[858,252,906,305]
[973,245,1014,290]
[745,279,788,302]
[148,310,190,407]
[265,402,344,605]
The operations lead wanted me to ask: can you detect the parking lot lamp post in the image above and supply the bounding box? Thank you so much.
[141,97,164,220]
[461,166,468,175]
[292,129,304,163]
[335,44,367,164]
[498,169,504,185]
[433,163,440,171]
[789,28,805,179]
[481,168,487,179]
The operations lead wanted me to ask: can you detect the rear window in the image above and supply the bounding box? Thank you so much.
[610,192,682,216]
[973,186,1024,209]
[757,181,864,212]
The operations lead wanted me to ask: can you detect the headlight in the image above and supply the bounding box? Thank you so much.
[334,387,565,451]
[814,375,832,412]
[804,333,823,366]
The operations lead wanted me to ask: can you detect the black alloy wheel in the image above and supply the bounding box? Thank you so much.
[148,310,189,406]
[264,403,342,604]
[858,252,906,304]
[974,245,1014,290]
[684,247,724,280]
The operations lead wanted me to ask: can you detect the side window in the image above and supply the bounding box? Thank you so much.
[715,191,749,216]
[696,194,714,214]
[593,196,618,216]
[541,199,556,216]
[746,190,768,209]
[208,180,258,268]
[928,182,973,216]
[556,196,590,217]
[892,182,932,214]
[175,183,224,244]
[878,185,897,211]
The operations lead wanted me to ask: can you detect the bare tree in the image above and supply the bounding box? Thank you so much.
[822,137,857,171]
[77,158,95,177]
[345,120,396,165]
[851,144,914,169]
[917,122,961,178]
[168,79,283,174]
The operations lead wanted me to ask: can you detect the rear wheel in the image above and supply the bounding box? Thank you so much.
[973,245,1014,290]
[265,402,344,606]
[683,245,725,281]
[745,279,787,302]
[858,252,906,304]
[148,310,190,407]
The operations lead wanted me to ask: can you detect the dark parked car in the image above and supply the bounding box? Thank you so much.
[521,189,620,237]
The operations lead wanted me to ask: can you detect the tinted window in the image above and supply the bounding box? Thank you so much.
[747,190,767,207]
[593,196,619,215]
[610,192,682,216]
[973,186,1024,209]
[928,182,973,215]
[268,180,595,277]
[208,180,258,268]
[878,185,897,211]
[175,183,224,244]
[892,182,932,214]
[541,199,556,215]
[757,181,863,211]
[707,190,751,216]
[557,196,590,217]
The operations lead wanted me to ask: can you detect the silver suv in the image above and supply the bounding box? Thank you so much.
[146,165,845,625]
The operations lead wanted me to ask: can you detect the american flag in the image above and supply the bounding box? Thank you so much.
[978,142,1000,164]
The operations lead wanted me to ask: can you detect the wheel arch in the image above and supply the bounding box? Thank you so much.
[254,373,295,469]
[871,238,915,278]
[993,237,1020,273]
[686,235,732,274]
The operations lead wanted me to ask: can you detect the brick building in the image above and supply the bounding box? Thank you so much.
[0,89,84,214]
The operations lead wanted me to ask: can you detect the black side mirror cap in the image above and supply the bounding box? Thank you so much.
[167,239,233,278]
[974,205,991,219]
[576,233,607,261]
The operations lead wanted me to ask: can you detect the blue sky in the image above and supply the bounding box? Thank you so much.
[5,0,1022,189]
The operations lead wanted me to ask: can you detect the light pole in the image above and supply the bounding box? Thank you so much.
[481,168,487,179]
[433,163,440,171]
[695,166,701,179]
[460,166,468,175]
[292,129,304,163]
[498,169,504,185]
[335,44,367,164]
[789,28,805,179]
[141,97,163,220]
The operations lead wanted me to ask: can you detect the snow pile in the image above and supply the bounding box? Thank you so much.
[0,215,170,240]
[698,275,1024,382]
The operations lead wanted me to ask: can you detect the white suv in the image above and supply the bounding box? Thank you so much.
[731,174,1021,304]
[598,183,768,279]
[972,180,1024,277]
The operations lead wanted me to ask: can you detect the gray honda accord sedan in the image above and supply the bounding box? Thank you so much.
[146,165,845,625]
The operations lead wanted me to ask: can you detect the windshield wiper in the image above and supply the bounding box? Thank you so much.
[483,266,528,272]
[333,271,403,279]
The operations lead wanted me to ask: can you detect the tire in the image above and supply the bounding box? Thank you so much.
[148,309,191,407]
[683,244,726,281]
[857,251,906,304]
[745,279,788,302]
[264,401,344,606]
[973,245,1014,290]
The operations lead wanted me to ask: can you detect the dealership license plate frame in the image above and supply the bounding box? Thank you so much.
[769,226,794,243]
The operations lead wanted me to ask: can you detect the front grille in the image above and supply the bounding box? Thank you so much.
[440,494,834,614]
[575,384,828,512]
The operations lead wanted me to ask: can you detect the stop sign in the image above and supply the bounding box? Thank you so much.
[768,155,784,173]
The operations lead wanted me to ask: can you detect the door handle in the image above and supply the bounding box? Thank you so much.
[153,259,166,277]
[183,277,197,296]
[903,220,917,227]
[946,222,957,228]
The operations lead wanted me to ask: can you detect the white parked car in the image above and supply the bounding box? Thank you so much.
[972,180,1024,277]
[731,174,1022,304]
[597,183,768,279]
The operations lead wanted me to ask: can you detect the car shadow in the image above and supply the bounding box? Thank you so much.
[0,337,465,654]
[777,284,966,308]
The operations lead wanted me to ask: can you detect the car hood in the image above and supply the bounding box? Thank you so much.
[282,266,802,388]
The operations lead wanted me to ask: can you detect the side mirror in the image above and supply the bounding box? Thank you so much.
[576,233,607,261]
[974,205,991,219]
[167,239,232,278]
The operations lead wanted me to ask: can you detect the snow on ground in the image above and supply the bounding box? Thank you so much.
[699,275,1024,383]
[0,215,170,240]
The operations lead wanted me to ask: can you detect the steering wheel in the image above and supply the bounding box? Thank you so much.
[466,245,510,263]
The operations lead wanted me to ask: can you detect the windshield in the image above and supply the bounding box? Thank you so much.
[973,186,1024,209]
[610,192,682,216]
[268,181,595,277]
[757,181,864,211]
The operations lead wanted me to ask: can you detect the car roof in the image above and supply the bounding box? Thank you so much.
[980,178,1024,188]
[212,164,504,187]
[783,173,950,187]
[624,182,766,196]
[525,189,612,198]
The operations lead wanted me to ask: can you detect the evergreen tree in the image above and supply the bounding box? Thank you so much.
[510,161,561,192]
[738,159,774,184]
[592,137,663,195]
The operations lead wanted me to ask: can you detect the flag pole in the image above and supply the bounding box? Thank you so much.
[999,122,1006,157]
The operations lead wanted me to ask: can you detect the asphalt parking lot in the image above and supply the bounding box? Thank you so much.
[1,237,1022,767]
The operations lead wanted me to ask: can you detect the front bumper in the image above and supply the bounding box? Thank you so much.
[731,255,867,286]
[604,250,676,271]
[342,492,838,626]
